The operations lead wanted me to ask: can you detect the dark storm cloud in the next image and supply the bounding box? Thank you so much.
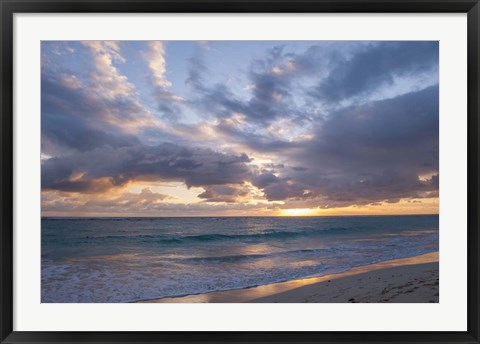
[42,143,253,193]
[257,85,439,204]
[311,41,438,103]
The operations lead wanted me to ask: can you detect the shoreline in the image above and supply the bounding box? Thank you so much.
[137,251,439,303]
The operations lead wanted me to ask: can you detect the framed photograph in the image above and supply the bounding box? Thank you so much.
[1,0,479,343]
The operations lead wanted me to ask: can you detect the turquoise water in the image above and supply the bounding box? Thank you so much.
[41,215,438,302]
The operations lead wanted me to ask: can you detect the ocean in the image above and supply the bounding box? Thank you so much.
[41,215,439,303]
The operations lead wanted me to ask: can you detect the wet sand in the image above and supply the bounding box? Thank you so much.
[137,251,439,303]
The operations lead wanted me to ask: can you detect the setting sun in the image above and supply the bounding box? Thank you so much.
[280,208,321,216]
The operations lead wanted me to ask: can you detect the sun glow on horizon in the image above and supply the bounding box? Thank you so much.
[280,208,322,216]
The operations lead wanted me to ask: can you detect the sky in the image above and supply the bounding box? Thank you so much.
[41,41,439,217]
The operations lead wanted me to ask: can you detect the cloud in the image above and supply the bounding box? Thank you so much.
[41,189,270,216]
[42,188,172,215]
[81,41,132,99]
[41,70,149,154]
[257,85,439,205]
[214,117,298,153]
[142,41,172,89]
[305,84,439,172]
[42,143,254,193]
[198,184,253,203]
[261,178,314,201]
[142,41,185,121]
[184,45,316,125]
[84,187,171,209]
[41,41,439,214]
[42,111,140,155]
[252,172,278,189]
[311,41,438,103]
[41,42,164,155]
[186,47,208,91]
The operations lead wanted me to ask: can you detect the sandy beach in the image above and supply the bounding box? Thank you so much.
[138,251,438,303]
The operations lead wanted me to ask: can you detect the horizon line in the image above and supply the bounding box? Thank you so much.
[41,213,440,219]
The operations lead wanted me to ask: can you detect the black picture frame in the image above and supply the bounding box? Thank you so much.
[1,0,479,343]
